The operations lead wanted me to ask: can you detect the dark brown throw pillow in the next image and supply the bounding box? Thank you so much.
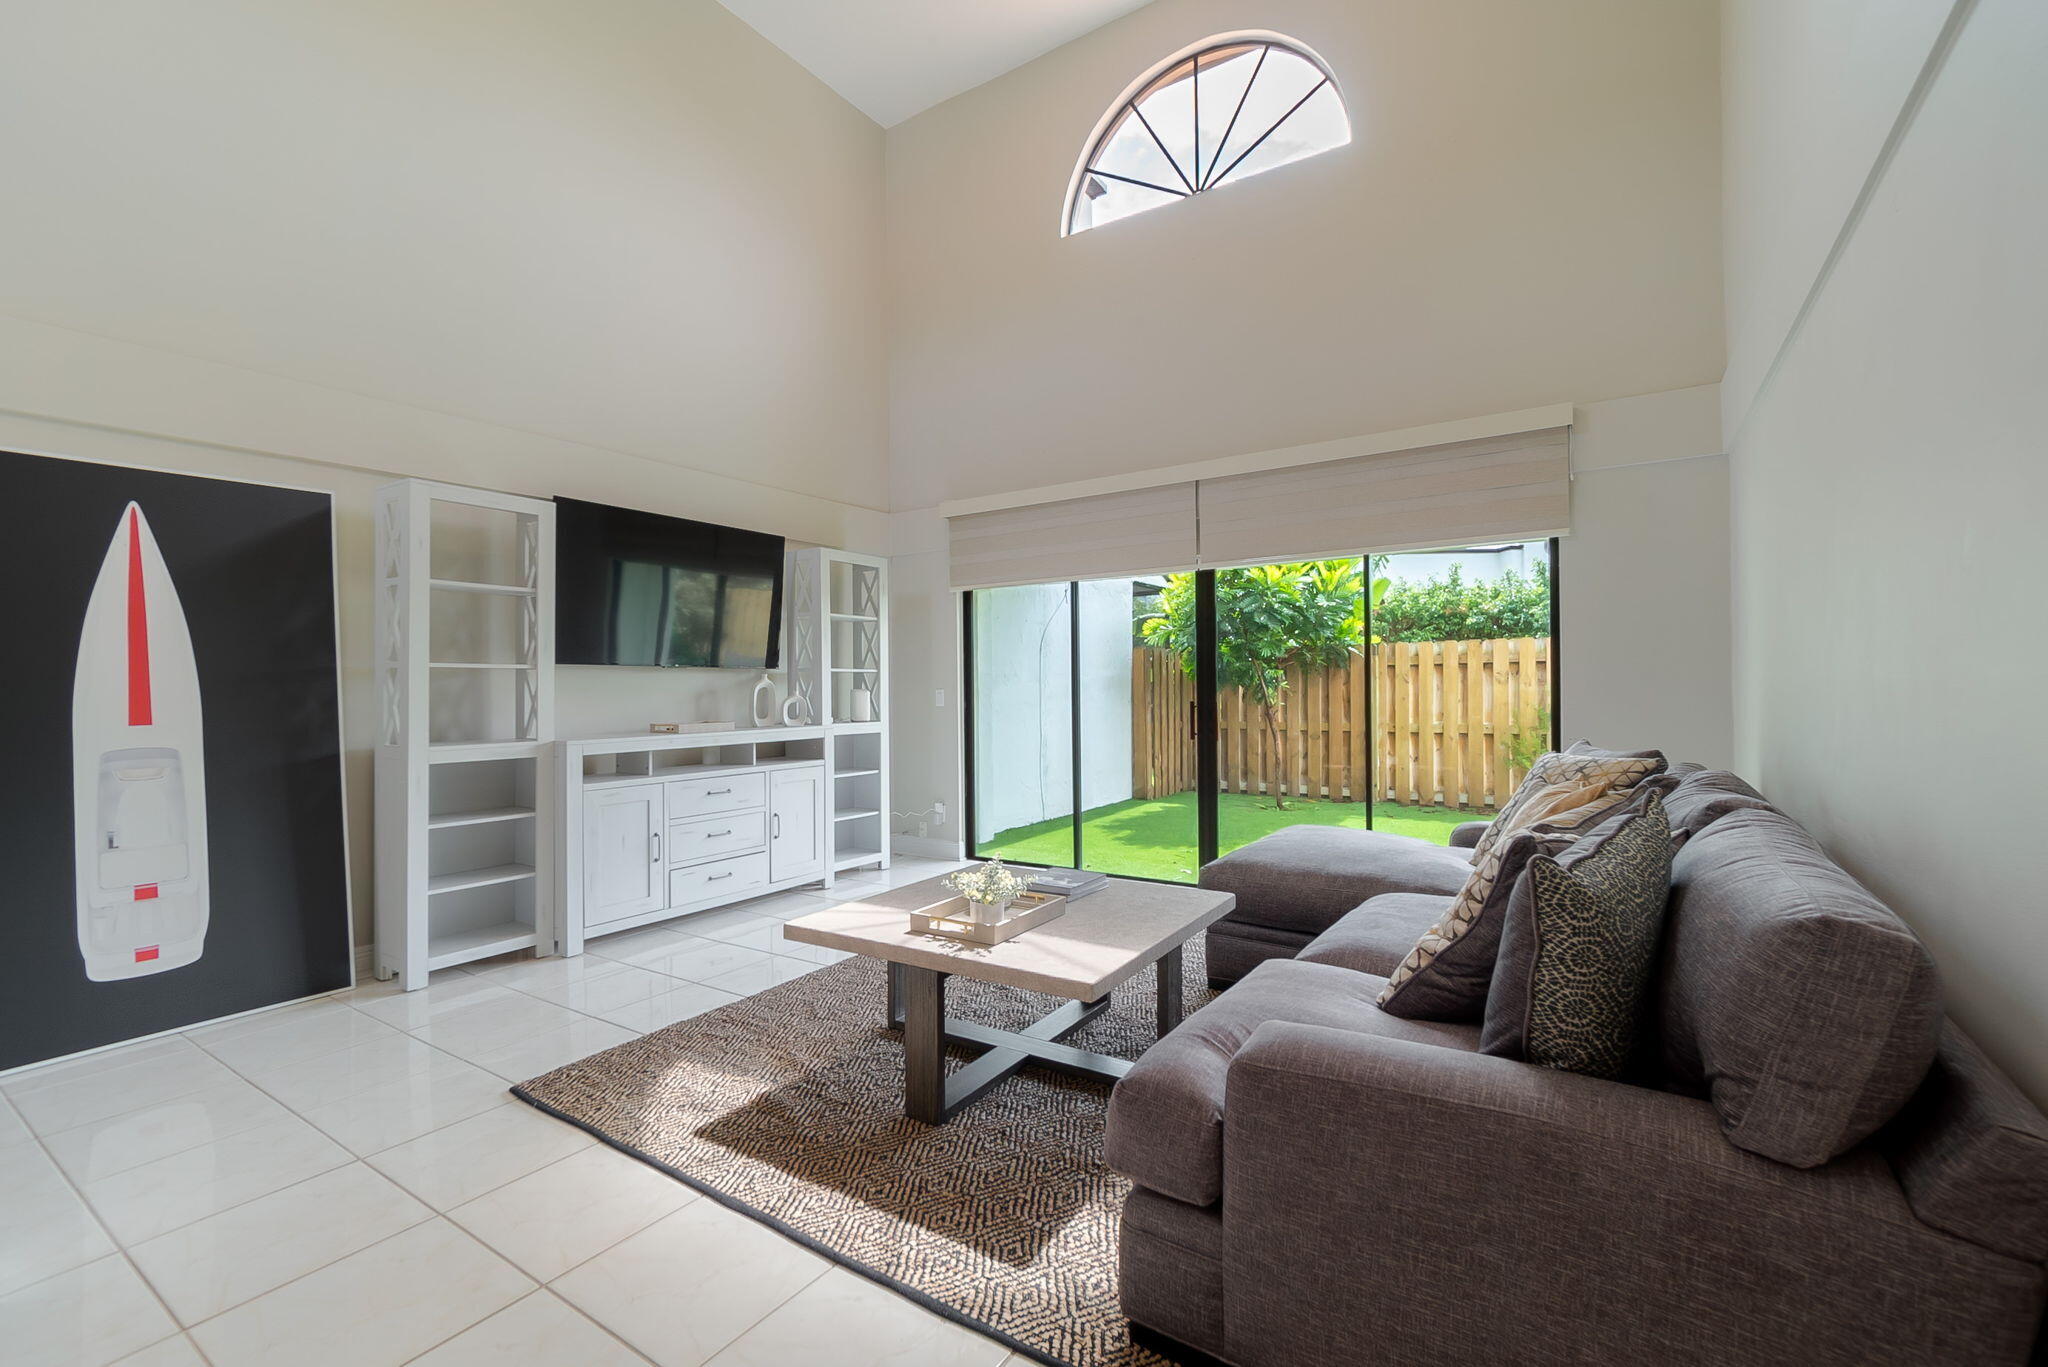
[1480,790,1674,1079]
[1376,828,1574,1021]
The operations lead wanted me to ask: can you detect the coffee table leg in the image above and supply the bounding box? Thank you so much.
[1156,945,1184,1037]
[901,966,947,1124]
[886,960,904,1028]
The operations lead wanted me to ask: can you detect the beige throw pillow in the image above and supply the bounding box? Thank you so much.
[1378,745,1667,1010]
[1469,745,1669,864]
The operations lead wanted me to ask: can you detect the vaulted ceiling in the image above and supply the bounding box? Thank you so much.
[714,0,1155,126]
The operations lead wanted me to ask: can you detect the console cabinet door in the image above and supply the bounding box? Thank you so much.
[584,783,666,926]
[769,766,825,883]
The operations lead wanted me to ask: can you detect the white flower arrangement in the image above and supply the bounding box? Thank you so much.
[944,858,1027,912]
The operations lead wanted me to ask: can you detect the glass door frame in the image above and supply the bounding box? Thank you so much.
[961,575,1215,882]
[960,540,1560,883]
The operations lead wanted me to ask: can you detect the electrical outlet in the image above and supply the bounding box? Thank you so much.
[934,688,946,708]
[917,820,928,838]
[932,801,946,827]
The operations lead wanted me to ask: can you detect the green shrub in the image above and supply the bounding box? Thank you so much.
[1372,562,1550,642]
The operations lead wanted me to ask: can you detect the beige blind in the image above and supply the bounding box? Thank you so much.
[947,482,1198,590]
[1195,427,1571,566]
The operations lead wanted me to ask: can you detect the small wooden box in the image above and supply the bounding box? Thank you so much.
[910,891,1067,945]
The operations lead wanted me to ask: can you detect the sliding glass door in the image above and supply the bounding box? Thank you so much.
[968,582,1075,869]
[970,577,1201,881]
[966,540,1556,879]
[1212,560,1371,859]
[1370,542,1554,842]
[1081,576,1201,881]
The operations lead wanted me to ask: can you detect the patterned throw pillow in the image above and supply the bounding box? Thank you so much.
[1376,827,1574,1019]
[1376,746,1668,1017]
[1468,742,1668,866]
[1480,790,1675,1079]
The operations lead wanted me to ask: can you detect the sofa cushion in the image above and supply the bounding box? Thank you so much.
[1481,790,1675,1079]
[1103,959,1479,1206]
[1449,821,1490,849]
[1203,920,1312,985]
[1297,893,1450,978]
[1880,1022,2048,1263]
[1199,826,1476,938]
[1661,768,1775,841]
[1660,809,1944,1167]
[1119,1189,1226,1349]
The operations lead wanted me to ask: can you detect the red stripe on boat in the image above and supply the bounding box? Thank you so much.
[135,946,160,963]
[134,884,159,901]
[127,509,153,726]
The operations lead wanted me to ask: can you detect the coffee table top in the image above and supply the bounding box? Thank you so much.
[781,875,1235,1001]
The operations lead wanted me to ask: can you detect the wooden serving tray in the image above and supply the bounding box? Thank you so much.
[910,891,1068,945]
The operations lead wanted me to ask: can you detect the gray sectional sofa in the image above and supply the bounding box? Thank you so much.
[1104,766,2048,1365]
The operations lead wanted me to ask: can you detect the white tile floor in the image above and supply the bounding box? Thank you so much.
[0,858,1042,1367]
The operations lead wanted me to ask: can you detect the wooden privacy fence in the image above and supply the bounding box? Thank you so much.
[1131,640,1550,812]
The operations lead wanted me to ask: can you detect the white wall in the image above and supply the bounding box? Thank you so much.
[886,0,1724,510]
[964,580,1133,843]
[2,0,888,510]
[0,0,892,949]
[1566,386,1732,767]
[1723,0,2048,1099]
[884,0,1730,856]
[1719,0,1959,427]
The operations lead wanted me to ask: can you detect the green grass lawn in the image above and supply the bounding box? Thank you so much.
[982,791,1479,884]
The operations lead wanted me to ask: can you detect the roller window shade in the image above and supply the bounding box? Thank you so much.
[947,482,1198,590]
[1196,427,1571,566]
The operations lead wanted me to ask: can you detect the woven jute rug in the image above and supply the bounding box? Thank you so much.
[512,941,1222,1367]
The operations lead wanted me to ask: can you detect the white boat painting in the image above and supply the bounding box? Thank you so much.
[71,502,210,981]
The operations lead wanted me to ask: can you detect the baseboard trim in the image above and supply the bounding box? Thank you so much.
[891,835,961,860]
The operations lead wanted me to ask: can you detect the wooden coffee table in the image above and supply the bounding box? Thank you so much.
[782,875,1236,1124]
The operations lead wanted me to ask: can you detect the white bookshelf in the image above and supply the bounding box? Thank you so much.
[785,547,891,876]
[374,480,555,989]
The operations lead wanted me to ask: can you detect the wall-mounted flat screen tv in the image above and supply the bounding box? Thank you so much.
[555,497,784,669]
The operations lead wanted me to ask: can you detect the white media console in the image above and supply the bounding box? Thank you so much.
[554,727,839,954]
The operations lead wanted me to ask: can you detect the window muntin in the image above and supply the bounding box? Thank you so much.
[1068,38,1349,235]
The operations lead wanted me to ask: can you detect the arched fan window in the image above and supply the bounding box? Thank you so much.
[1066,35,1349,235]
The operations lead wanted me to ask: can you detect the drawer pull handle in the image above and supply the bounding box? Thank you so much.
[707,829,733,837]
[704,788,734,796]
[708,871,733,881]
[651,833,661,863]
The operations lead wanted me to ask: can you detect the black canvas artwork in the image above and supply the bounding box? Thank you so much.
[0,450,351,1071]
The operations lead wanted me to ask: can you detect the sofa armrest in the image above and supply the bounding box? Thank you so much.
[1218,1023,2045,1367]
[1448,820,1489,849]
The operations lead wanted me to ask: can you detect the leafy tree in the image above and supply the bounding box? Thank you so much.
[1139,560,1383,809]
[1371,562,1550,643]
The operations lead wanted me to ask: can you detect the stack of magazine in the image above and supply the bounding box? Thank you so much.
[1025,868,1109,900]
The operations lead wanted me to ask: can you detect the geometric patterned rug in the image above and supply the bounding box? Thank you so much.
[512,941,1222,1367]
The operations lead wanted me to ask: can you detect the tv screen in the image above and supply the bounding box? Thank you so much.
[554,497,784,669]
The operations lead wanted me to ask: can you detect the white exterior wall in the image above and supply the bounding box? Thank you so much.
[969,580,1134,844]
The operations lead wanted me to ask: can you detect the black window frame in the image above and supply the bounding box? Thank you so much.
[960,540,1560,883]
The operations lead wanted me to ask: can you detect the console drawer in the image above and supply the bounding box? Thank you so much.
[668,852,768,907]
[665,772,766,820]
[667,810,766,866]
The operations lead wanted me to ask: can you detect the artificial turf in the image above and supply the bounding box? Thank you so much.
[980,790,1479,884]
